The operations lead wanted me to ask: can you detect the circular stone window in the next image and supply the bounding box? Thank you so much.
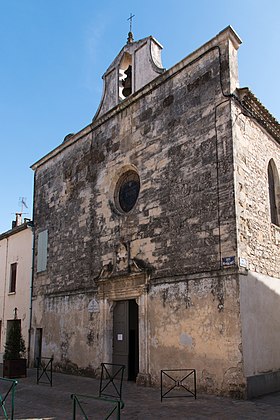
[115,170,140,213]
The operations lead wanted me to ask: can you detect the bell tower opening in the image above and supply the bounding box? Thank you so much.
[93,35,164,121]
[119,53,132,101]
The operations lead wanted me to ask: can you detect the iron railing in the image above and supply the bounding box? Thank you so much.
[71,393,124,420]
[99,363,125,401]
[0,377,17,419]
[36,356,53,387]
[161,369,197,401]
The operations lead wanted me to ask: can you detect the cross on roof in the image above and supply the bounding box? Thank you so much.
[127,13,135,33]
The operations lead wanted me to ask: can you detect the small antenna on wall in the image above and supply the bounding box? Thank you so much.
[18,197,28,213]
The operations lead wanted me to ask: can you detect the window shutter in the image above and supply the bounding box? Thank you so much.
[37,229,48,272]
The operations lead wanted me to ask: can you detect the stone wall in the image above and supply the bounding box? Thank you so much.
[31,28,246,396]
[233,101,280,392]
[233,102,280,277]
[33,43,238,292]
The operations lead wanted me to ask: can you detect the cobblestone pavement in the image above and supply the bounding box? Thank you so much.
[1,369,280,419]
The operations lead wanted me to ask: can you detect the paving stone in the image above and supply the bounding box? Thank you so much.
[1,369,280,419]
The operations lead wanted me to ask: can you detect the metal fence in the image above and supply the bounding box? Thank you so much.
[99,363,125,401]
[71,393,124,420]
[36,356,53,387]
[161,369,197,401]
[0,377,18,419]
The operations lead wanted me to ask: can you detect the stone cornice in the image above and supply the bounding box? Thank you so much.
[237,87,280,143]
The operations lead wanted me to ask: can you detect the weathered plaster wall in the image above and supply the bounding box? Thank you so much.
[31,272,245,396]
[31,292,105,375]
[240,271,280,377]
[149,275,245,397]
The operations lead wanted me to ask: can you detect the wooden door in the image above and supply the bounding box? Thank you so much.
[113,301,129,378]
[113,300,139,381]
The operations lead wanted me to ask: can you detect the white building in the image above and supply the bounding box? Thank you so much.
[0,215,33,363]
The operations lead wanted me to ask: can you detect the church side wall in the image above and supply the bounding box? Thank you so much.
[233,103,280,278]
[232,102,280,395]
[239,273,280,382]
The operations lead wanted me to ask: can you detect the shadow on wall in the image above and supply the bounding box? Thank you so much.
[240,270,280,397]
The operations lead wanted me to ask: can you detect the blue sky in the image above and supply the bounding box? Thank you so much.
[1,0,279,233]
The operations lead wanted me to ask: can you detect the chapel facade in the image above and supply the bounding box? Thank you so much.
[30,26,280,398]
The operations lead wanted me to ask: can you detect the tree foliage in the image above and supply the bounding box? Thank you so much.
[4,321,26,360]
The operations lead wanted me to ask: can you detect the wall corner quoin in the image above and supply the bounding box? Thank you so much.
[217,26,242,51]
[215,26,242,95]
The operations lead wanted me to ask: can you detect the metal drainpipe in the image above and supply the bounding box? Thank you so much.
[27,222,35,368]
[27,170,36,367]
[2,237,9,358]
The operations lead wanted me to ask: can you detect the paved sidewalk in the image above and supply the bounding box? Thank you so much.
[1,368,280,419]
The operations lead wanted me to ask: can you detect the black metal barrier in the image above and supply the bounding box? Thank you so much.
[71,393,124,420]
[99,363,125,401]
[0,377,17,420]
[36,356,53,387]
[161,369,197,401]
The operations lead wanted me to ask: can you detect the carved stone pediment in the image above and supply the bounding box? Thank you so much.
[95,256,151,281]
[98,272,148,300]
[95,239,154,281]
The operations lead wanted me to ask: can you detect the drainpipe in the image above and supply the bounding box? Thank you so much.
[27,222,35,367]
[27,170,36,367]
[2,237,9,359]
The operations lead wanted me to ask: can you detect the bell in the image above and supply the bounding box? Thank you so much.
[122,65,132,97]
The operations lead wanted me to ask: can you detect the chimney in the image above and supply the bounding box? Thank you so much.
[15,212,22,227]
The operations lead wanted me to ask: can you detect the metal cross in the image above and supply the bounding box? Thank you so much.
[127,13,135,33]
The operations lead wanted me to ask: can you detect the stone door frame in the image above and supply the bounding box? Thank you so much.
[97,273,151,385]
